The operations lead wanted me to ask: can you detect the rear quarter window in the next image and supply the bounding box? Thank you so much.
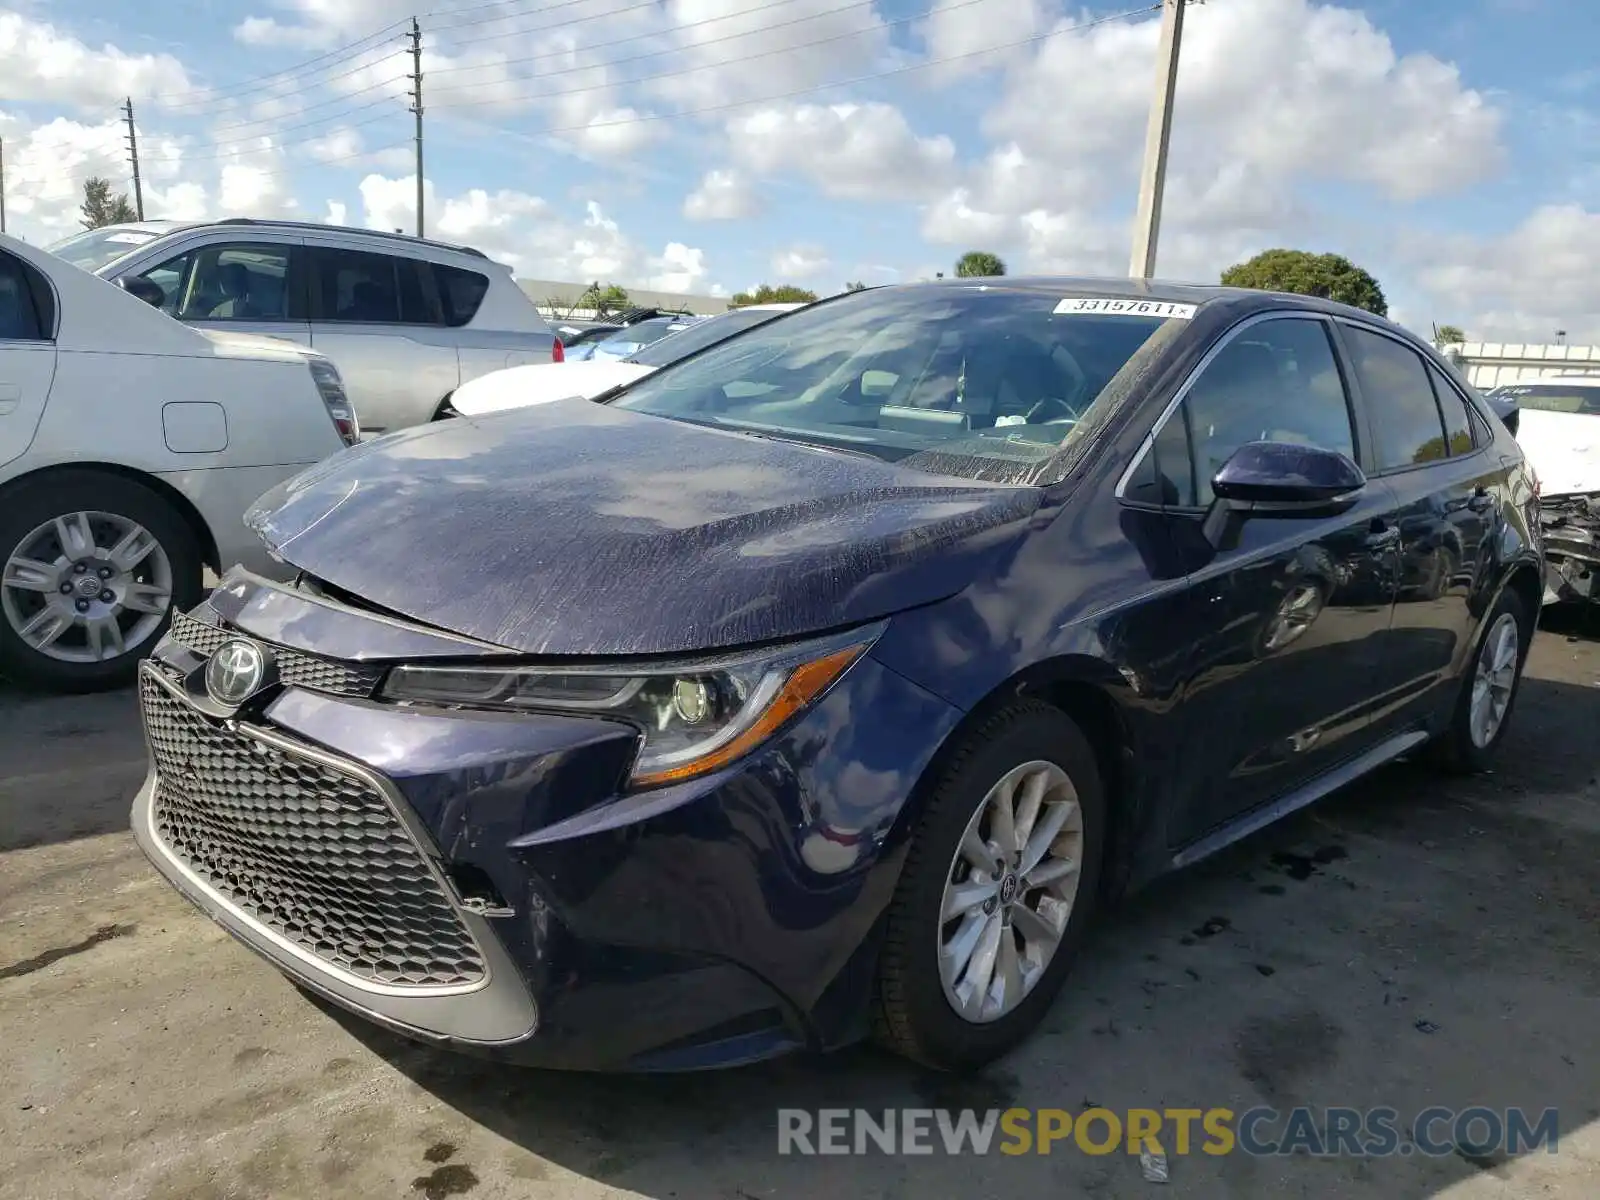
[435,264,490,327]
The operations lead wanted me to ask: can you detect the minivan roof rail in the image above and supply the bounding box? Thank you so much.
[211,217,490,260]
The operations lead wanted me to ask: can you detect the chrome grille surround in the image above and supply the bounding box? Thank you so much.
[166,608,384,699]
[138,664,488,995]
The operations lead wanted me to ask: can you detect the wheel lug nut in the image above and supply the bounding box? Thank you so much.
[100,590,115,603]
[72,562,87,574]
[59,583,73,595]
[98,567,112,580]
[74,599,90,613]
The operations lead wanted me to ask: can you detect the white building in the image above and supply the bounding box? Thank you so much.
[1444,341,1600,389]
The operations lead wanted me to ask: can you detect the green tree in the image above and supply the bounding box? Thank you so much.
[955,250,1006,278]
[80,177,137,229]
[1433,323,1465,347]
[1220,249,1387,317]
[578,282,632,316]
[844,280,867,292]
[729,283,820,308]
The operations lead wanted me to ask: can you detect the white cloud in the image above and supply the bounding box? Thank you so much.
[647,243,709,292]
[354,175,712,293]
[771,245,830,279]
[232,16,334,49]
[0,11,197,108]
[1412,206,1600,343]
[683,168,761,220]
[647,0,893,109]
[728,102,956,201]
[325,200,349,225]
[921,0,1505,286]
[918,0,1044,82]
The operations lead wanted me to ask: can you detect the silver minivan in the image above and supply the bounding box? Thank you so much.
[50,219,562,435]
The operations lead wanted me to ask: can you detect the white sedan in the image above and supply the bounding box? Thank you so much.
[1,233,355,691]
[448,303,803,417]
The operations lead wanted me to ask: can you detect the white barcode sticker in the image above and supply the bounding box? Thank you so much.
[1053,297,1198,319]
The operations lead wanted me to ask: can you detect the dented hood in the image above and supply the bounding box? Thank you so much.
[247,399,1041,656]
[1518,409,1600,498]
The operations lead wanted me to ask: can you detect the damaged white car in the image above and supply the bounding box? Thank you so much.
[1487,376,1600,605]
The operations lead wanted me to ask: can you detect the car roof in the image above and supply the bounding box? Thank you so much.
[892,275,1398,321]
[94,218,493,262]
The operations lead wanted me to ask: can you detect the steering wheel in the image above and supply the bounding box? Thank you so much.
[1023,395,1081,424]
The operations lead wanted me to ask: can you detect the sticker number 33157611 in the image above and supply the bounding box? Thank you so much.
[1054,297,1198,319]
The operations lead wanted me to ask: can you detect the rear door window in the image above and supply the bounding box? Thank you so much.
[1342,325,1449,469]
[0,253,45,340]
[312,248,436,324]
[434,263,490,327]
[1426,362,1476,455]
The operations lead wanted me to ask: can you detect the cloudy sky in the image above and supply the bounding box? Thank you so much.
[1,0,1596,339]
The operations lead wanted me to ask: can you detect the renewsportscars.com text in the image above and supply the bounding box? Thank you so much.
[776,1106,1560,1158]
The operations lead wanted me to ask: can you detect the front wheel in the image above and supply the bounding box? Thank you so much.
[874,702,1106,1072]
[0,472,202,692]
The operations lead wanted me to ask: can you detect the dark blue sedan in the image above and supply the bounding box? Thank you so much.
[131,279,1543,1073]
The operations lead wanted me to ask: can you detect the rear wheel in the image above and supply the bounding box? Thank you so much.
[1427,586,1531,773]
[0,472,202,692]
[874,702,1105,1071]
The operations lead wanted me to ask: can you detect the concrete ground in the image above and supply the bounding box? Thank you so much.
[2,612,1598,1200]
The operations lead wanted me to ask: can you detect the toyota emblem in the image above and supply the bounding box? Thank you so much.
[205,639,266,707]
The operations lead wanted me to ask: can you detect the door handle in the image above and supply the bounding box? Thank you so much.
[1467,485,1493,513]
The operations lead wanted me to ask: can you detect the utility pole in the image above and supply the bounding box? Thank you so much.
[0,137,7,235]
[1128,0,1186,278]
[122,97,145,220]
[408,18,424,238]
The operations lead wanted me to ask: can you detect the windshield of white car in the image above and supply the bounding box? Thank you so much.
[47,227,162,272]
[1489,383,1600,416]
[627,307,794,368]
[610,287,1187,483]
[596,318,688,353]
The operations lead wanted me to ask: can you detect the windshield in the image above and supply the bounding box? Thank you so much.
[1489,383,1600,416]
[47,227,163,273]
[628,307,794,368]
[597,319,686,353]
[610,287,1186,481]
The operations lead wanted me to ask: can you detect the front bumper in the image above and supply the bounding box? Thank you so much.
[132,577,962,1070]
[1538,492,1600,604]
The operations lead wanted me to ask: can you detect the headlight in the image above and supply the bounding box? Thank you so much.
[379,624,883,788]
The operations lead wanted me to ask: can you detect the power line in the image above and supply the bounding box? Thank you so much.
[426,0,1057,104]
[137,110,406,165]
[199,74,411,138]
[155,47,409,112]
[142,21,410,105]
[448,4,1160,134]
[428,0,877,79]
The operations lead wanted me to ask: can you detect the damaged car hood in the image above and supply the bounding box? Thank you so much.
[1517,409,1600,498]
[246,399,1042,656]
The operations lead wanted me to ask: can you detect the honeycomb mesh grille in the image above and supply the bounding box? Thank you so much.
[140,670,486,990]
[167,608,384,698]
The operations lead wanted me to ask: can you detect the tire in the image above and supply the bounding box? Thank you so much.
[1427,585,1532,774]
[873,702,1106,1072]
[0,471,203,693]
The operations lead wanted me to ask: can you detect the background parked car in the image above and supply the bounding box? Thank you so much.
[1,233,351,691]
[448,303,805,416]
[46,218,561,436]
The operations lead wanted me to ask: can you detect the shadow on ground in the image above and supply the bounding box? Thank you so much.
[319,667,1600,1196]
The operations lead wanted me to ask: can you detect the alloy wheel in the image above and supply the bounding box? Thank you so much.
[1,511,173,664]
[1468,611,1519,749]
[938,759,1084,1024]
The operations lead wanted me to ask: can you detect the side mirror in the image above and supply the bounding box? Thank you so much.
[1203,441,1366,548]
[1484,393,1519,438]
[117,275,165,308]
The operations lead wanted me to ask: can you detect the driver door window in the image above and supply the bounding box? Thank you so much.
[1129,318,1357,508]
[138,243,294,322]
